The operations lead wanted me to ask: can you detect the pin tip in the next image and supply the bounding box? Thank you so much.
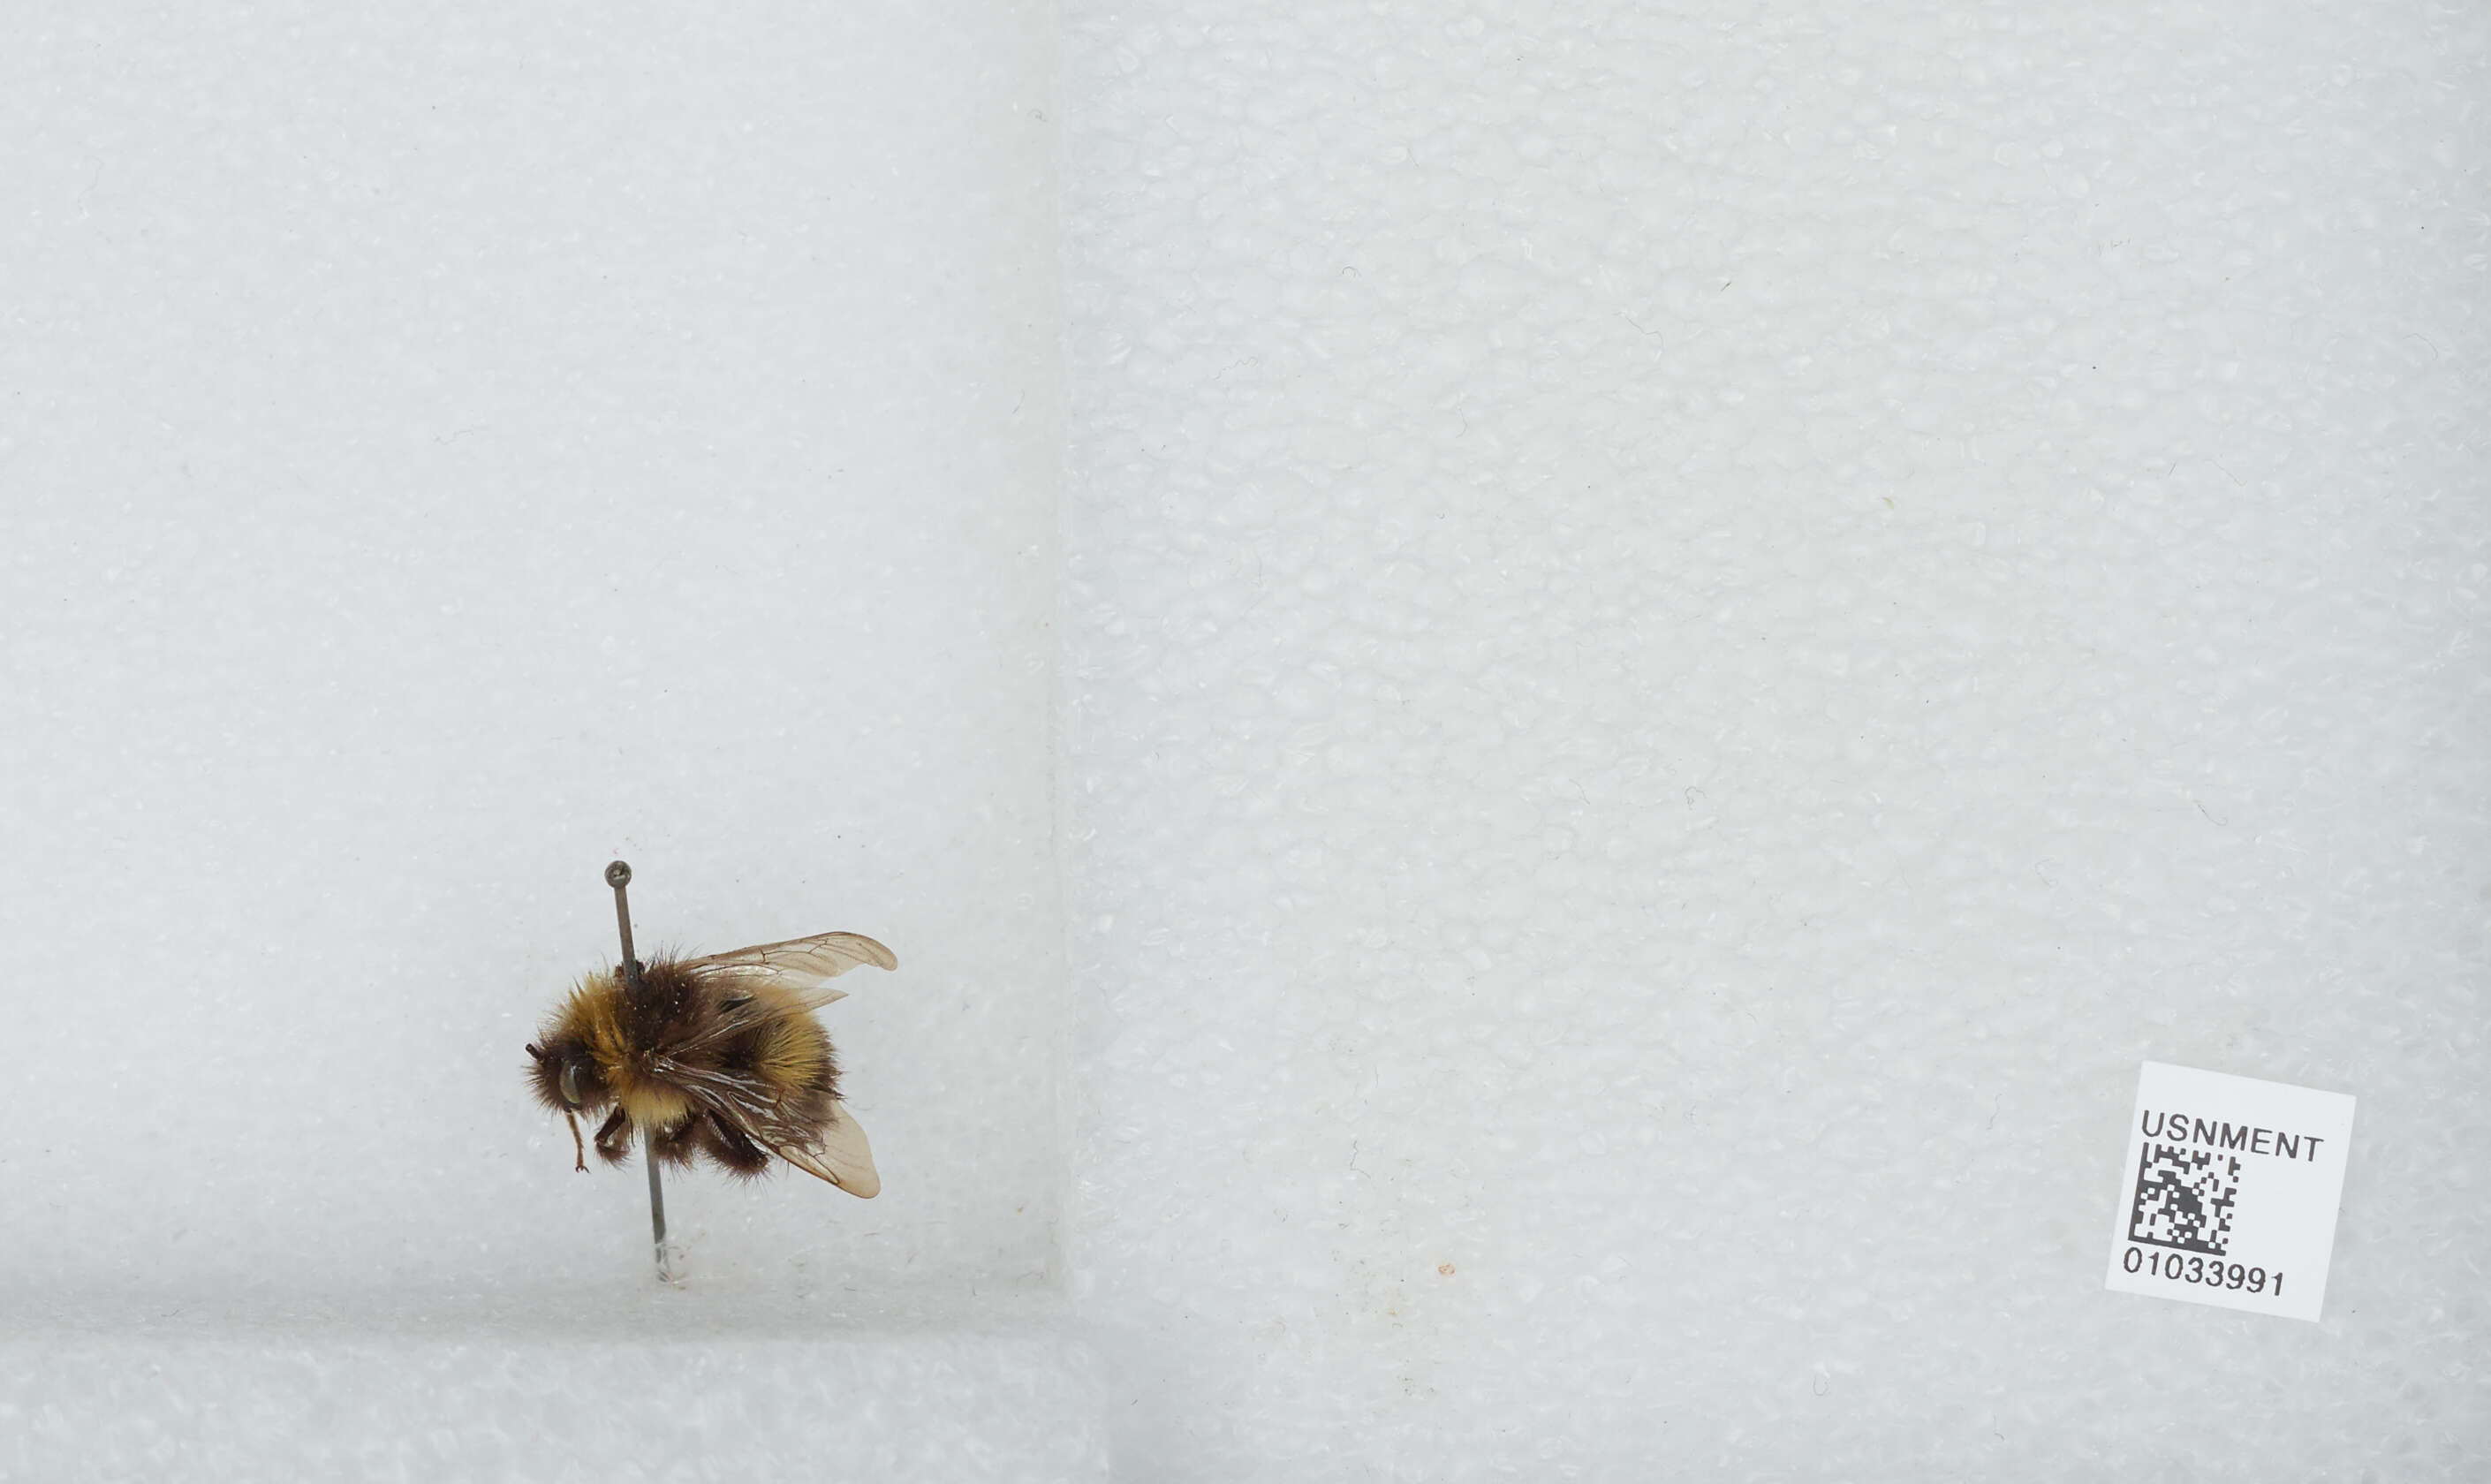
[605,860,632,888]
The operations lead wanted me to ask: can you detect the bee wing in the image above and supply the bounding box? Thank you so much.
[777,1102,880,1199]
[684,931,897,1011]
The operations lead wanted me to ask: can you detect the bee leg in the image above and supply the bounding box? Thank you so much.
[698,1112,773,1178]
[648,1117,700,1170]
[593,1108,632,1165]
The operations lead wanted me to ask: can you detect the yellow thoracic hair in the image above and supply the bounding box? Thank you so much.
[563,973,630,1066]
[562,970,693,1130]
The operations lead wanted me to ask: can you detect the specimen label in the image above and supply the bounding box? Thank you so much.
[2103,1061,2355,1322]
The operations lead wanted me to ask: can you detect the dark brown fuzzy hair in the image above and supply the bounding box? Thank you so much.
[525,955,845,1182]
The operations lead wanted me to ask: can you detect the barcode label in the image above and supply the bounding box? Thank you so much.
[2127,1141,2239,1253]
[2103,1062,2355,1321]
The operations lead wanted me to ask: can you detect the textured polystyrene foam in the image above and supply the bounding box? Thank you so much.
[1,1302,1106,1484]
[1062,1,2489,1476]
[7,0,2487,1476]
[0,6,1079,1477]
[0,4,1064,1309]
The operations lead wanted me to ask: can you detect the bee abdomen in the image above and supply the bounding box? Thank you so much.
[753,1001,839,1096]
[699,1113,774,1177]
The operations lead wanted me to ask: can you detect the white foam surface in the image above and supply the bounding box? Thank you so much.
[1063,2,2488,1476]
[4,1295,1105,1483]
[8,0,2488,1478]
[0,1,1064,1305]
[1,5,1079,1476]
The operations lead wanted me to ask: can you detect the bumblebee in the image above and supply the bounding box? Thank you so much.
[526,931,893,1196]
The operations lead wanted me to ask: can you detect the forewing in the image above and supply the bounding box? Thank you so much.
[684,931,897,1009]
[778,1102,880,1199]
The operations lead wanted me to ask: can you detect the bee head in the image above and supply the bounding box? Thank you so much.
[525,1040,610,1114]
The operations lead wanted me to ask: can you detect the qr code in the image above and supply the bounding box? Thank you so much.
[2128,1142,2239,1254]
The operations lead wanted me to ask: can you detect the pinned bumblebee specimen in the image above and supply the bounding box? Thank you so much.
[526,862,893,1275]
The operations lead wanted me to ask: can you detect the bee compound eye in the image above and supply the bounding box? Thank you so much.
[559,1059,587,1109]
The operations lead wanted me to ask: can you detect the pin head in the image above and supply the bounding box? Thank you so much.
[605,860,632,889]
